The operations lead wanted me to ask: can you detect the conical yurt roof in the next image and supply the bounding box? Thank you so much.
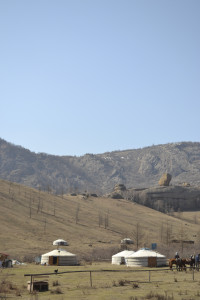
[112,250,135,258]
[128,248,165,258]
[53,239,68,246]
[42,249,76,257]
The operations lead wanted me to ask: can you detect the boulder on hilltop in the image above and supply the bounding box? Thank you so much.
[158,173,172,186]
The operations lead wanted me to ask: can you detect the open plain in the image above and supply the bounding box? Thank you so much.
[2,263,200,299]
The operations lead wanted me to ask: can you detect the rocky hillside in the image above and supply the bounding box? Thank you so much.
[0,138,200,194]
[108,184,200,213]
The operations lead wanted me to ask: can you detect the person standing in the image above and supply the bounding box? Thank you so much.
[195,253,199,271]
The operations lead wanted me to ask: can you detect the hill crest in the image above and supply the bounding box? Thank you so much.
[1,138,200,194]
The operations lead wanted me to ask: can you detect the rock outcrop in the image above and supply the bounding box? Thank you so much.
[158,173,172,186]
[126,185,200,212]
[114,184,127,191]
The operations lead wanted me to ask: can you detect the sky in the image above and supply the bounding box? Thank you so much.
[0,0,199,156]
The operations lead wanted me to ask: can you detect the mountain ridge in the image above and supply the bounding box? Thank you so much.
[1,138,200,194]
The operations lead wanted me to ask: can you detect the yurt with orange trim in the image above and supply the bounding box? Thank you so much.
[41,249,77,266]
[126,248,167,267]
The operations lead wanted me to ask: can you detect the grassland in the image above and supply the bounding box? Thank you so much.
[2,179,200,299]
[2,262,200,299]
[0,178,200,261]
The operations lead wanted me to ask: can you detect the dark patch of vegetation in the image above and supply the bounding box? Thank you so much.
[144,291,174,300]
[50,287,63,294]
[52,280,60,286]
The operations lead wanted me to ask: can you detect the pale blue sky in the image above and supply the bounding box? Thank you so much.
[0,0,199,156]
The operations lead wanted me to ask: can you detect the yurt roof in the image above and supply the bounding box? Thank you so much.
[112,250,135,257]
[128,248,165,258]
[42,249,76,257]
[53,239,68,246]
[121,238,134,244]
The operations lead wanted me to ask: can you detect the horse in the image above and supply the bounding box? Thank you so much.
[169,258,176,269]
[169,258,186,271]
[185,257,195,269]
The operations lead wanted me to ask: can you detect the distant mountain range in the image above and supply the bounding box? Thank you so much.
[0,138,200,194]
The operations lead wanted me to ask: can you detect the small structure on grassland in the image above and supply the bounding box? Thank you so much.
[126,248,167,267]
[41,239,77,266]
[41,249,77,266]
[53,239,69,248]
[112,250,135,265]
[27,277,49,292]
[121,238,134,245]
[0,252,12,268]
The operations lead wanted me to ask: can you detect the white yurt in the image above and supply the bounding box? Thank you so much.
[53,239,69,247]
[41,249,77,266]
[112,250,135,265]
[126,248,167,267]
[121,238,134,245]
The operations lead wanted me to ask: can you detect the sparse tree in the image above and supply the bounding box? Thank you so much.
[177,224,189,253]
[165,222,172,246]
[75,203,80,224]
[44,218,46,233]
[104,213,109,229]
[40,198,43,213]
[47,185,51,194]
[54,199,56,216]
[9,182,12,194]
[98,211,103,227]
[29,196,32,218]
[61,187,64,199]
[160,222,164,242]
[132,222,145,249]
[37,194,41,213]
[194,214,198,224]
[177,209,183,219]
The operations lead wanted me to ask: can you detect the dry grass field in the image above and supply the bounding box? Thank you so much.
[2,179,200,299]
[1,178,200,261]
[1,262,200,299]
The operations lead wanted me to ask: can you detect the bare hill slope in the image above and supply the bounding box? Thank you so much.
[1,138,200,194]
[0,179,200,261]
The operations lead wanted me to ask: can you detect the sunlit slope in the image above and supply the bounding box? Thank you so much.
[0,179,199,260]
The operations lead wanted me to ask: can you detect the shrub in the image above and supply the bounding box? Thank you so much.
[144,291,174,300]
[0,279,17,293]
[118,279,125,286]
[15,289,21,296]
[112,280,117,286]
[51,287,63,294]
[52,280,60,286]
[132,283,139,289]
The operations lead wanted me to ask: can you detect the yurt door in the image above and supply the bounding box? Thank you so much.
[49,256,54,265]
[49,256,58,265]
[148,257,157,267]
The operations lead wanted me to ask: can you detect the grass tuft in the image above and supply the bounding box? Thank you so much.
[51,287,63,294]
[52,280,60,286]
[132,282,139,289]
